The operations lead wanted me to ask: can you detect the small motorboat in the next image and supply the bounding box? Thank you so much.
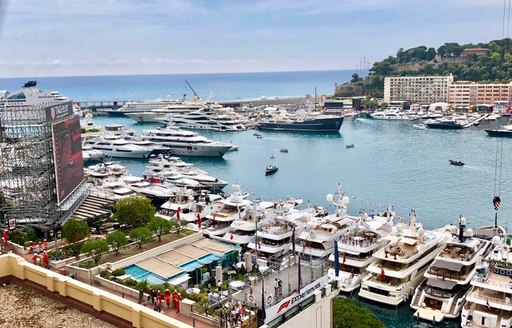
[449,160,465,166]
[280,148,288,153]
[413,124,426,130]
[265,165,278,175]
[270,154,275,159]
[254,133,263,138]
[346,144,355,149]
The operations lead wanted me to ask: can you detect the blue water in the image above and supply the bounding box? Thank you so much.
[124,264,167,285]
[2,71,505,327]
[0,70,356,102]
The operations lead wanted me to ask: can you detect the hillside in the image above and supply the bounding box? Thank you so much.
[335,39,512,98]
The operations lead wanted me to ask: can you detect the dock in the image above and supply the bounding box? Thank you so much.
[462,113,489,128]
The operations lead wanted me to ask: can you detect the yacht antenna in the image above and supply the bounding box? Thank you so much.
[185,80,200,99]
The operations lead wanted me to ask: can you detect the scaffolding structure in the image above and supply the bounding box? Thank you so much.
[0,101,86,228]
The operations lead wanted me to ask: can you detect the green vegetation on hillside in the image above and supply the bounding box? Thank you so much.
[336,39,512,98]
[332,297,384,328]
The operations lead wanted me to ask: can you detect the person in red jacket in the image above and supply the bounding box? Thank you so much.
[164,290,171,309]
[42,251,49,268]
[32,254,38,265]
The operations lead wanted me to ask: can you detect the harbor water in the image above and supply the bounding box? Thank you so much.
[2,71,509,327]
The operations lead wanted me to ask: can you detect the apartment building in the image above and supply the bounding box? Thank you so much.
[448,81,512,107]
[383,75,454,104]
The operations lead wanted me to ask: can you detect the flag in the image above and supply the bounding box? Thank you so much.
[302,241,306,255]
[333,240,340,278]
[176,207,181,221]
[258,278,266,323]
[380,267,385,282]
[487,299,491,311]
[230,233,234,240]
[291,228,296,253]
[197,213,202,229]
[493,196,501,211]
[343,252,346,264]
[212,213,216,221]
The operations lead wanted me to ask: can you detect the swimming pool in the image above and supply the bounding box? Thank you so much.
[124,265,167,285]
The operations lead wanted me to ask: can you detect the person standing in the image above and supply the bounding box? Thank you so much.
[138,289,144,304]
[42,251,49,268]
[43,239,48,250]
[164,290,171,309]
[32,253,38,265]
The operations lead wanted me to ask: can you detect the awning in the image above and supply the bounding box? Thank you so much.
[198,254,220,265]
[180,261,203,272]
[402,237,417,246]
[431,260,463,272]
[427,277,458,290]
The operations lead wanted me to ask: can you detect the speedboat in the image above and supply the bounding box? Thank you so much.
[346,144,355,149]
[280,148,289,153]
[449,160,464,166]
[265,165,278,175]
[413,124,426,130]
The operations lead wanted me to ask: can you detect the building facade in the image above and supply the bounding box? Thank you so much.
[448,81,512,107]
[383,75,454,104]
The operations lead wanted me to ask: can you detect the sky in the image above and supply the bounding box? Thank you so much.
[0,0,507,77]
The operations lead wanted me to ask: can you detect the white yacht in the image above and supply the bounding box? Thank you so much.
[139,126,235,157]
[293,187,356,262]
[220,200,274,246]
[117,96,183,114]
[328,214,394,293]
[159,107,247,131]
[358,214,449,306]
[411,218,491,322]
[123,96,205,122]
[83,136,152,159]
[84,161,128,179]
[89,179,136,200]
[203,184,252,238]
[82,145,106,162]
[461,235,512,328]
[370,109,416,120]
[119,175,175,205]
[158,189,223,224]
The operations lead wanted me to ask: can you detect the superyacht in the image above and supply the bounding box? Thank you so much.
[159,107,247,131]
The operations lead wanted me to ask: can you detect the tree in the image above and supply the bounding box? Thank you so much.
[148,216,172,242]
[113,195,156,228]
[62,217,90,244]
[61,218,90,259]
[81,238,109,264]
[129,227,153,248]
[106,230,128,255]
[332,298,384,328]
[350,73,362,84]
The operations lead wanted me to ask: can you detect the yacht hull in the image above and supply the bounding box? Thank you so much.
[256,116,344,132]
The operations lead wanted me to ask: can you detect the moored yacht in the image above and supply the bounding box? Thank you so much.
[83,136,152,159]
[159,106,247,131]
[358,214,449,306]
[140,126,235,157]
[410,217,491,322]
[460,235,512,328]
[370,110,416,120]
[328,214,394,293]
[124,98,205,122]
[203,184,252,238]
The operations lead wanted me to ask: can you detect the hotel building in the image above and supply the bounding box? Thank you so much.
[383,75,454,104]
[448,81,512,107]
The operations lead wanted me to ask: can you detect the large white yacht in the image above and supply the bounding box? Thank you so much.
[358,214,449,306]
[119,175,175,206]
[123,96,206,122]
[116,96,183,115]
[82,145,106,162]
[328,214,394,293]
[160,107,247,131]
[203,184,252,238]
[139,126,235,157]
[83,136,152,159]
[461,235,512,328]
[220,200,274,247]
[293,186,356,262]
[410,217,491,322]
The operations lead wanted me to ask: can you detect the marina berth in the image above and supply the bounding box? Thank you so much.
[139,126,235,157]
[358,214,449,306]
[410,217,491,323]
[461,235,512,328]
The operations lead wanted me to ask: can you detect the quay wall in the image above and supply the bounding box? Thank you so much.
[0,253,194,328]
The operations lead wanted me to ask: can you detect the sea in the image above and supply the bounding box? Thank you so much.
[1,70,509,327]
